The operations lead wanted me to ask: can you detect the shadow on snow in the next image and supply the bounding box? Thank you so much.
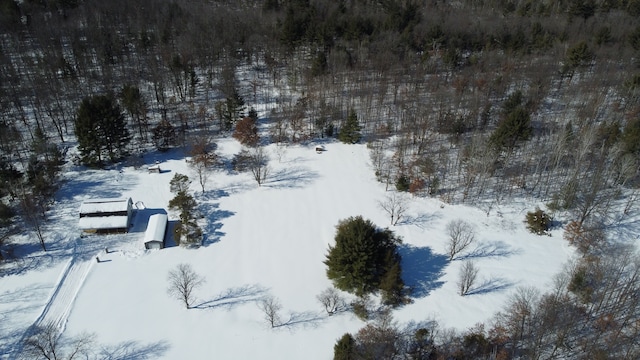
[98,340,171,360]
[193,284,266,310]
[456,241,520,260]
[466,277,514,295]
[198,202,234,247]
[397,212,443,229]
[399,245,448,298]
[129,208,168,233]
[265,166,318,189]
[275,311,326,330]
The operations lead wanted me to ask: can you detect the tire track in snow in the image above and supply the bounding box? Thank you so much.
[32,254,95,332]
[10,245,97,360]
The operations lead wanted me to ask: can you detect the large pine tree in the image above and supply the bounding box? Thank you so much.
[338,110,362,144]
[75,95,131,165]
[324,216,404,299]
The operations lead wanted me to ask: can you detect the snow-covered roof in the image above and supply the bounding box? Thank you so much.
[78,216,129,230]
[79,198,131,215]
[143,214,167,243]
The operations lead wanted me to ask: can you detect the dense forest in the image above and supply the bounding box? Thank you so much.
[1,0,640,358]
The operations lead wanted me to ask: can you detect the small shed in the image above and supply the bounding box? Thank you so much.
[79,198,133,234]
[143,214,168,250]
[148,163,161,173]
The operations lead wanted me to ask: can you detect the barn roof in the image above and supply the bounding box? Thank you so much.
[78,215,129,230]
[144,214,168,243]
[79,198,131,215]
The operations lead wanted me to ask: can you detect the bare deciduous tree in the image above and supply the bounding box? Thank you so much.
[248,146,270,186]
[23,322,95,360]
[258,295,282,328]
[167,263,205,309]
[316,287,346,315]
[378,192,409,226]
[458,261,479,296]
[189,137,217,193]
[20,192,47,252]
[445,219,476,260]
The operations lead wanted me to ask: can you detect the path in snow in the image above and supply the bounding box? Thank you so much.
[10,242,97,360]
[31,254,95,332]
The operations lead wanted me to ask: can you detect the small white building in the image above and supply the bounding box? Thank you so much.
[78,198,133,234]
[143,214,168,249]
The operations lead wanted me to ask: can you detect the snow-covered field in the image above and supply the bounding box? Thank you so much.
[0,139,574,359]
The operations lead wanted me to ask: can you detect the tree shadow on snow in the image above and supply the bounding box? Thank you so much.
[0,328,24,358]
[456,241,520,260]
[193,284,266,310]
[265,166,318,189]
[55,179,122,201]
[397,212,443,229]
[0,242,72,277]
[466,277,514,295]
[399,245,448,298]
[198,202,234,246]
[602,212,640,245]
[99,340,171,360]
[197,189,230,202]
[56,169,138,202]
[275,311,326,330]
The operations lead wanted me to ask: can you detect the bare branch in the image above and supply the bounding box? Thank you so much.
[167,263,206,309]
[378,192,409,226]
[445,219,476,260]
[258,295,282,328]
[457,261,479,296]
[316,287,347,316]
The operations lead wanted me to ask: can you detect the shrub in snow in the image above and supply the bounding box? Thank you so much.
[525,207,552,235]
[351,297,370,321]
[233,117,259,147]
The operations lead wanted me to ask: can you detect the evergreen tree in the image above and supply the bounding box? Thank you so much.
[333,333,357,360]
[324,216,403,297]
[152,119,177,151]
[120,84,147,141]
[338,110,362,144]
[489,92,532,153]
[27,128,63,199]
[218,88,245,131]
[379,251,406,306]
[74,95,131,166]
[168,173,202,246]
[622,117,640,155]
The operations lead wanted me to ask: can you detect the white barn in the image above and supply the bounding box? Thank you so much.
[78,198,133,234]
[144,214,168,249]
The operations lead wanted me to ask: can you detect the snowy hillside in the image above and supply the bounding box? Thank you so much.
[0,139,574,359]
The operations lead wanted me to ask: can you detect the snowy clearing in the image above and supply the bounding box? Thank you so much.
[1,140,575,359]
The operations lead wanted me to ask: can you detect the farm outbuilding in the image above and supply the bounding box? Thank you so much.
[143,214,168,250]
[78,198,133,234]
